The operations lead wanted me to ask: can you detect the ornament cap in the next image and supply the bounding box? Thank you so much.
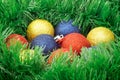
[54,34,64,44]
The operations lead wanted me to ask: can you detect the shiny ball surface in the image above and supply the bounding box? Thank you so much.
[30,34,58,55]
[48,48,69,64]
[20,49,34,62]
[27,19,54,41]
[55,20,80,36]
[87,27,115,46]
[6,34,28,47]
[61,33,90,54]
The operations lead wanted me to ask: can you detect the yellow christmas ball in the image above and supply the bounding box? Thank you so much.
[20,49,34,62]
[87,27,115,46]
[27,19,54,41]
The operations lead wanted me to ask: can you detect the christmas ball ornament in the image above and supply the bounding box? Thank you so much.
[48,48,69,64]
[6,34,28,47]
[55,33,91,55]
[30,34,58,55]
[27,19,54,41]
[20,49,34,62]
[55,20,80,36]
[87,27,115,46]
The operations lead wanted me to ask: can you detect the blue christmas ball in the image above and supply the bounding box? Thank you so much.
[30,34,58,55]
[55,20,80,36]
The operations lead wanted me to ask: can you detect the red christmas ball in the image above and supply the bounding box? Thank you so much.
[47,48,69,64]
[61,33,90,54]
[6,34,28,47]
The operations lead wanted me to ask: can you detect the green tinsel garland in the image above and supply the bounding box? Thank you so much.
[0,0,120,80]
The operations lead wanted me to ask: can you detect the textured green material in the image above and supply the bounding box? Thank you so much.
[0,0,120,80]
